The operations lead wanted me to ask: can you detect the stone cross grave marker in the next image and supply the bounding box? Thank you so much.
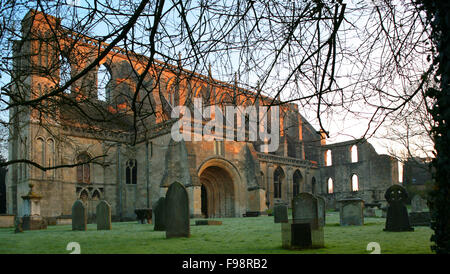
[384,185,414,232]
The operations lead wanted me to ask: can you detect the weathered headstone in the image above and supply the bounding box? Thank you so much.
[364,207,376,217]
[384,185,414,232]
[153,197,166,231]
[273,203,288,223]
[195,220,222,225]
[292,193,318,222]
[72,200,87,231]
[165,182,190,238]
[135,208,152,224]
[316,195,326,227]
[14,216,23,233]
[339,198,364,226]
[282,192,324,249]
[409,195,430,226]
[96,200,111,230]
[411,195,428,213]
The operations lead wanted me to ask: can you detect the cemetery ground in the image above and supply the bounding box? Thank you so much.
[0,211,432,254]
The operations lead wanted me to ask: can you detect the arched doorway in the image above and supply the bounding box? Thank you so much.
[199,166,235,218]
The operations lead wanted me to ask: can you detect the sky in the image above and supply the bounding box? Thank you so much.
[0,0,434,164]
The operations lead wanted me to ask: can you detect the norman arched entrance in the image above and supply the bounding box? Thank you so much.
[198,165,236,218]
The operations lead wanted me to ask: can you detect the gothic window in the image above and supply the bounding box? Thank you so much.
[293,170,302,198]
[79,189,89,202]
[36,137,45,179]
[126,159,137,185]
[325,149,332,166]
[312,177,317,195]
[97,64,111,102]
[327,178,334,194]
[92,189,101,200]
[351,174,359,192]
[351,145,358,163]
[273,166,284,199]
[76,153,91,184]
[46,139,55,179]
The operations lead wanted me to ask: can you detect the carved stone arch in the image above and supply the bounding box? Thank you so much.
[197,156,242,217]
[78,187,90,200]
[91,188,102,200]
[197,156,243,184]
[165,76,180,107]
[35,136,45,171]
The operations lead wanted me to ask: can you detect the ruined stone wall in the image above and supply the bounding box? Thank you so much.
[319,139,398,209]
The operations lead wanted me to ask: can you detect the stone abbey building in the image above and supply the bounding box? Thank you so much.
[6,10,399,221]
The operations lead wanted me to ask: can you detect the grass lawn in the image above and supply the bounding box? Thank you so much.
[0,212,433,254]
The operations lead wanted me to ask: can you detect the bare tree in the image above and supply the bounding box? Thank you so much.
[0,1,433,169]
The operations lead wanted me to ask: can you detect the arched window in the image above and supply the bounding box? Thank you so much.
[351,174,359,192]
[273,166,284,199]
[46,139,55,179]
[325,149,332,166]
[76,153,91,184]
[126,159,137,185]
[293,170,302,198]
[351,145,358,163]
[97,64,111,102]
[92,189,101,200]
[36,137,45,178]
[60,55,71,93]
[327,178,334,194]
[79,189,89,202]
[312,177,317,195]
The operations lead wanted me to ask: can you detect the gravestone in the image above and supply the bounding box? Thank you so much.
[282,193,324,249]
[364,207,376,217]
[165,182,190,238]
[273,203,288,223]
[316,195,326,227]
[339,198,364,226]
[135,208,152,224]
[411,195,428,212]
[153,197,166,231]
[14,216,23,233]
[72,200,87,231]
[384,185,414,232]
[195,220,222,225]
[381,206,388,218]
[96,200,111,230]
[409,195,430,226]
